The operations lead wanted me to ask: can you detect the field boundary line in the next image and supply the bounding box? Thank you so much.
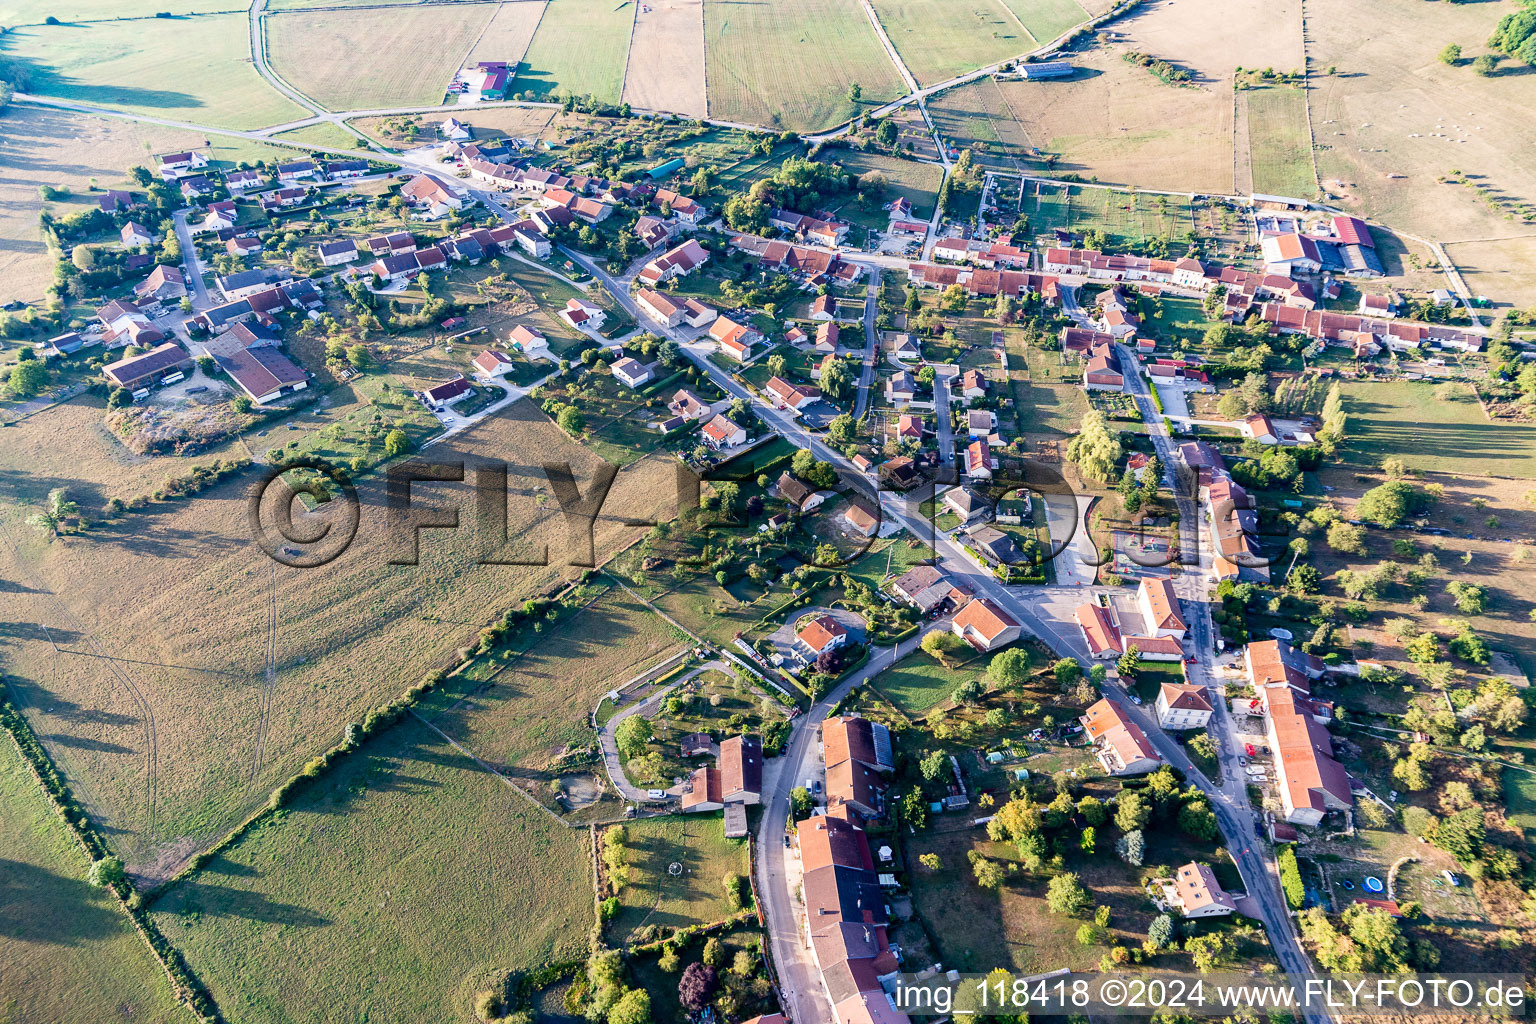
[988,0,1036,48]
[1297,0,1321,196]
[408,706,573,827]
[450,0,509,91]
[616,0,639,108]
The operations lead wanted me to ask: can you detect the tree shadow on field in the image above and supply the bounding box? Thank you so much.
[0,859,125,945]
[79,517,249,560]
[0,470,104,510]
[160,879,331,927]
[44,732,136,754]
[0,620,80,645]
[7,679,139,728]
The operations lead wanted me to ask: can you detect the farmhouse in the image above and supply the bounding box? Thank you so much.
[103,342,192,390]
[1080,698,1161,776]
[950,597,1020,652]
[719,735,762,805]
[367,231,418,256]
[507,323,546,351]
[636,287,684,327]
[681,767,723,812]
[842,503,879,538]
[1246,640,1349,826]
[1156,682,1213,731]
[682,298,717,329]
[1083,347,1124,392]
[157,150,208,177]
[638,239,709,284]
[1260,233,1322,274]
[653,188,705,226]
[200,327,309,405]
[401,174,467,219]
[635,215,672,248]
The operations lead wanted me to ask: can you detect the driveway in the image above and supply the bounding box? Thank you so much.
[596,659,729,803]
[766,606,867,667]
[1040,491,1098,587]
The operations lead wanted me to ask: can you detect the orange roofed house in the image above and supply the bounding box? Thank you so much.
[1246,639,1350,826]
[1080,697,1161,776]
[950,597,1021,652]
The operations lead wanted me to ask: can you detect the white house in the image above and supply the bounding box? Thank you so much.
[1164,862,1237,919]
[611,357,653,389]
[1156,682,1214,731]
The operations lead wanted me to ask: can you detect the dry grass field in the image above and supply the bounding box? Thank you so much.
[467,0,550,66]
[604,814,747,944]
[152,716,592,1024]
[512,0,637,103]
[868,0,1031,86]
[4,14,306,129]
[271,120,362,151]
[1109,0,1304,83]
[932,52,1234,191]
[266,5,498,109]
[0,738,182,1024]
[1307,0,1536,251]
[622,0,708,117]
[0,397,674,878]
[418,582,686,774]
[1444,236,1536,312]
[0,0,234,20]
[0,108,296,304]
[704,0,906,131]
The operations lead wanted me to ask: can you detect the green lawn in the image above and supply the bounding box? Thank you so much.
[1244,86,1316,200]
[152,717,592,1024]
[604,814,749,944]
[823,149,946,223]
[1502,767,1536,848]
[0,738,181,1024]
[513,0,636,103]
[1339,380,1536,478]
[8,14,307,129]
[1014,379,1089,436]
[993,0,1088,43]
[873,646,993,715]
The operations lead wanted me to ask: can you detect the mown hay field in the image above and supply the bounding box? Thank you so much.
[512,0,636,103]
[0,738,181,1024]
[0,398,674,877]
[5,14,306,129]
[1338,381,1536,479]
[868,0,1030,86]
[1243,85,1315,199]
[994,0,1088,44]
[266,5,497,109]
[467,0,550,67]
[623,0,708,117]
[151,716,591,1024]
[704,0,906,131]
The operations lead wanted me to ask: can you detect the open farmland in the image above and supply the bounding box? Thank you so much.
[266,5,497,109]
[931,57,1234,192]
[0,398,674,877]
[1307,0,1536,245]
[417,582,686,774]
[271,120,361,150]
[512,0,636,103]
[1243,85,1315,198]
[349,106,557,146]
[1338,380,1536,479]
[994,0,1089,45]
[868,0,1030,86]
[0,738,182,1024]
[467,0,549,66]
[4,13,306,129]
[604,814,748,944]
[623,0,708,117]
[0,108,303,304]
[0,0,235,19]
[152,716,591,1024]
[704,0,906,131]
[1443,237,1536,312]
